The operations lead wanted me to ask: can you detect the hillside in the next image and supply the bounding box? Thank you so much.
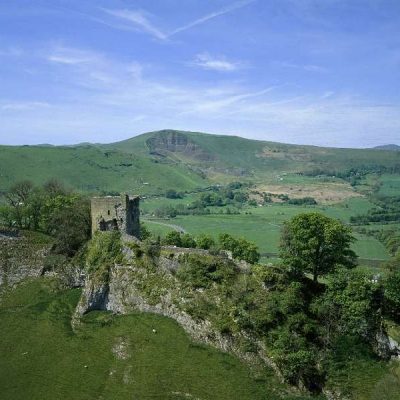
[1,130,399,194]
[373,144,400,151]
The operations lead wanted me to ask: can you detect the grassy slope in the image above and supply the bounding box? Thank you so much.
[1,130,399,193]
[142,197,390,262]
[0,144,206,194]
[0,278,316,400]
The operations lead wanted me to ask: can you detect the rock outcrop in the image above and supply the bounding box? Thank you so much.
[0,233,50,288]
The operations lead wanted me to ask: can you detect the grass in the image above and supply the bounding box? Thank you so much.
[325,336,399,400]
[142,198,390,261]
[0,278,316,400]
[0,144,206,195]
[1,129,400,194]
[377,174,400,196]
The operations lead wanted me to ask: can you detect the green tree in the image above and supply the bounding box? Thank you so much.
[280,212,357,282]
[384,253,400,321]
[140,222,152,240]
[196,234,215,250]
[47,197,91,257]
[180,233,197,248]
[219,233,260,264]
[5,180,34,228]
[163,230,182,246]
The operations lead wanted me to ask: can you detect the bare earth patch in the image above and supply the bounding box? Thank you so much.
[254,182,362,204]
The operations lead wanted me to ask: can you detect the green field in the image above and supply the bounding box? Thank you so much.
[377,174,400,196]
[142,197,390,262]
[0,278,317,400]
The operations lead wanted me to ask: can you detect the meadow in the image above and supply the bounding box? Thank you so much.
[0,278,316,400]
[142,196,391,263]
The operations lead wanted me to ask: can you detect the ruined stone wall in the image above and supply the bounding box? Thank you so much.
[91,195,140,238]
[125,196,140,238]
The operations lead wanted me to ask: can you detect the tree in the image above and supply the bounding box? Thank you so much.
[219,233,260,264]
[180,233,197,248]
[280,212,357,282]
[196,234,215,250]
[163,230,182,247]
[140,223,152,240]
[5,180,34,228]
[384,253,400,321]
[47,197,91,257]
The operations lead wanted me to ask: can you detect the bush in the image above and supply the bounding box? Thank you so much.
[176,254,237,288]
[180,233,197,248]
[219,233,260,264]
[196,234,215,250]
[86,231,123,272]
[162,231,182,246]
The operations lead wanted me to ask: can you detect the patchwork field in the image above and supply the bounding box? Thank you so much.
[142,197,391,263]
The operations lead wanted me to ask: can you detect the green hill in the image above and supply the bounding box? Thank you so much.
[1,129,399,194]
[0,278,314,400]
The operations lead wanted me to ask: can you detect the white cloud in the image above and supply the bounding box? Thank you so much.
[47,46,100,65]
[2,45,399,148]
[190,53,242,72]
[102,0,256,40]
[102,9,167,40]
[1,101,51,111]
[273,61,329,73]
[169,0,256,37]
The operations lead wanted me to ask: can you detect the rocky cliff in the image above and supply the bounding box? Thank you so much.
[0,232,51,288]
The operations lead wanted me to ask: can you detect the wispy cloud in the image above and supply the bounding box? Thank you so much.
[169,0,256,37]
[190,53,242,72]
[273,61,329,73]
[46,46,142,87]
[0,47,23,57]
[1,101,51,111]
[2,45,399,148]
[102,0,256,40]
[102,9,167,40]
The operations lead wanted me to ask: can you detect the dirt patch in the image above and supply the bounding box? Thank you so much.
[254,182,362,204]
[112,337,130,360]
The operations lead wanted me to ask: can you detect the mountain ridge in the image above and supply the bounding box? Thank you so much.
[1,129,399,194]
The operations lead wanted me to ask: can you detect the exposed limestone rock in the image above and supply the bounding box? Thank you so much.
[0,234,50,288]
[74,279,109,317]
[74,254,278,375]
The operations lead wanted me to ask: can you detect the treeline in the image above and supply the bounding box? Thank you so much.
[160,231,260,264]
[304,164,400,186]
[151,183,317,218]
[0,180,90,257]
[350,195,400,224]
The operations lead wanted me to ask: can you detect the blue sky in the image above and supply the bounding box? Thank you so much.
[0,0,399,147]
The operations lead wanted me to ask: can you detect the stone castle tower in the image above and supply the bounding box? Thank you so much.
[90,194,140,238]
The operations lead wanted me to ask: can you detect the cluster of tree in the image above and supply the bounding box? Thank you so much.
[350,195,400,224]
[377,229,400,256]
[165,189,185,199]
[287,197,317,205]
[251,192,317,206]
[161,231,260,264]
[154,200,240,218]
[304,164,400,187]
[172,212,392,390]
[0,180,90,257]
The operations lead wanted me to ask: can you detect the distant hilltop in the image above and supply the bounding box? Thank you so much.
[373,144,400,151]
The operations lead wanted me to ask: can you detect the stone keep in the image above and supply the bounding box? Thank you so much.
[91,195,140,238]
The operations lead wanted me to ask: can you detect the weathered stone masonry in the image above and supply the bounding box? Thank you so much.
[90,195,140,238]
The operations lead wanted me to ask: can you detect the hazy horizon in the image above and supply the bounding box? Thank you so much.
[1,128,399,150]
[1,0,399,147]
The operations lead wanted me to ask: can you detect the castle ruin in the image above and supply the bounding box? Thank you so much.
[91,194,140,238]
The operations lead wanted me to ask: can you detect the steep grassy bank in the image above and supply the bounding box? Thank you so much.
[0,278,314,400]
